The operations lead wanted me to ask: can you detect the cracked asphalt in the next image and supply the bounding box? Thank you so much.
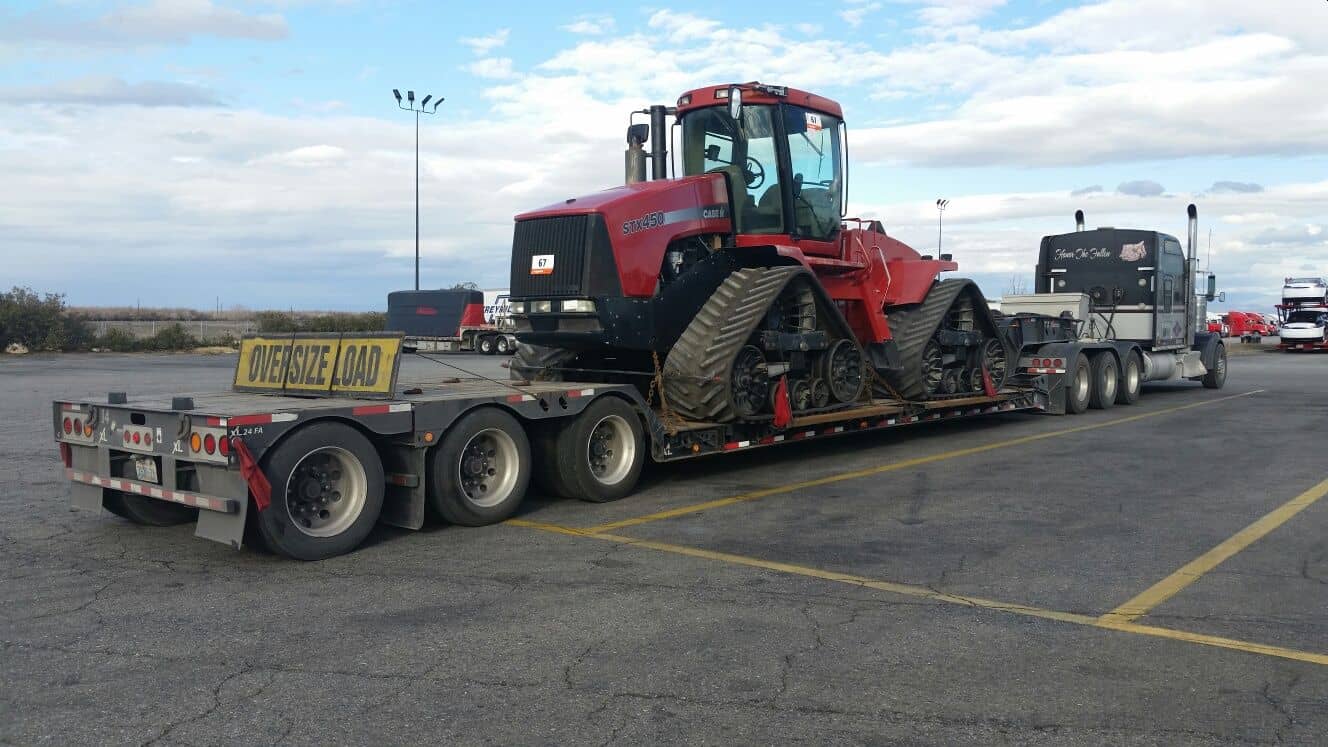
[2,351,1327,744]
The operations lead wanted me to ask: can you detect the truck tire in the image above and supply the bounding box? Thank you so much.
[1065,352,1091,414]
[478,336,496,355]
[495,336,511,355]
[531,424,573,499]
[1202,343,1227,389]
[1116,352,1142,405]
[553,396,645,503]
[428,408,530,526]
[1088,353,1118,410]
[255,422,385,560]
[104,459,197,526]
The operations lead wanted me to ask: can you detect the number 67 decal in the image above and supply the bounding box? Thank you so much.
[530,254,554,275]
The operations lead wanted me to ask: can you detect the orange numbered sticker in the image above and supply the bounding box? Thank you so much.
[531,254,554,275]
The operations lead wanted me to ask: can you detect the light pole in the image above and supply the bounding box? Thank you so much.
[936,198,949,254]
[393,89,443,290]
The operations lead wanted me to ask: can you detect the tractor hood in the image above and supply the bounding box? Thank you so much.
[516,174,731,232]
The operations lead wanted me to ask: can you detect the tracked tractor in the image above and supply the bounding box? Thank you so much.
[507,83,1009,422]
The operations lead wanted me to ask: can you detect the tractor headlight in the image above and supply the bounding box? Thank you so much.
[531,300,553,313]
[509,301,526,314]
[560,299,597,313]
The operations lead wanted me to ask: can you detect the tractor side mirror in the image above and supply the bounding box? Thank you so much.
[1218,291,1227,303]
[792,173,803,199]
[728,86,743,120]
[1206,274,1217,301]
[626,123,649,146]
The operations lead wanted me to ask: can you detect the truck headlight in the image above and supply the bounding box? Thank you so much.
[509,301,526,314]
[532,300,552,313]
[560,299,597,313]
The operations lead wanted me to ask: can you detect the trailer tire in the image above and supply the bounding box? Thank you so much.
[429,408,530,526]
[1065,353,1091,414]
[531,424,573,499]
[104,460,198,525]
[1202,343,1227,389]
[496,336,511,355]
[255,422,385,561]
[554,397,645,503]
[1116,352,1142,405]
[478,336,496,355]
[1088,353,1118,410]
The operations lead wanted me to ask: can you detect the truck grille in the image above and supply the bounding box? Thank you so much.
[510,215,589,298]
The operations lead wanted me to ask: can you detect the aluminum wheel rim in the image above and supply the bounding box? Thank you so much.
[587,415,635,486]
[1075,362,1090,402]
[1101,363,1117,400]
[457,428,520,508]
[284,446,367,538]
[1126,359,1140,393]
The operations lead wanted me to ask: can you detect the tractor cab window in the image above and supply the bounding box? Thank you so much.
[682,105,783,234]
[783,106,843,240]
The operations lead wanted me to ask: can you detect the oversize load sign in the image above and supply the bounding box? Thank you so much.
[233,333,404,398]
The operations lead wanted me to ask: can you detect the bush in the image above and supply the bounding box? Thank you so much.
[95,328,138,352]
[0,287,91,351]
[143,323,196,351]
[255,311,385,334]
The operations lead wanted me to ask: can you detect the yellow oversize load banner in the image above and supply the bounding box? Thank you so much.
[233,332,404,398]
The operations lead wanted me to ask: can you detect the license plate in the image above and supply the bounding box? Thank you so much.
[133,457,159,484]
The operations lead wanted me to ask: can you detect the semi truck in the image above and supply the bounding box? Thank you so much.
[387,288,517,355]
[50,82,1226,560]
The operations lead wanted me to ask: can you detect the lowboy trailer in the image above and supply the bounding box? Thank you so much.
[53,315,1221,560]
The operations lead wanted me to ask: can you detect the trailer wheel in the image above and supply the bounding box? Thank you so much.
[1202,343,1227,389]
[104,460,197,526]
[554,396,645,503]
[478,336,496,355]
[1088,353,1118,410]
[429,408,530,525]
[1116,352,1142,405]
[256,422,385,561]
[495,336,511,355]
[1065,353,1091,414]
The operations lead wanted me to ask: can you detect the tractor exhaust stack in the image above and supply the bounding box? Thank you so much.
[1186,204,1198,263]
[1075,210,1085,232]
[649,105,669,180]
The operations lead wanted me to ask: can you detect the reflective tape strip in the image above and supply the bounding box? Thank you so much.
[506,394,536,403]
[351,402,412,416]
[565,388,596,398]
[723,440,751,451]
[205,417,228,427]
[66,469,236,513]
[229,413,298,427]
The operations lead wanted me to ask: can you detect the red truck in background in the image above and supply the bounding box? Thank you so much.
[1222,311,1270,342]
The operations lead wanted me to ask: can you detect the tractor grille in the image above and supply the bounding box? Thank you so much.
[510,215,589,298]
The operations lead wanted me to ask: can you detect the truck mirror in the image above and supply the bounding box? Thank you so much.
[728,86,743,120]
[626,123,649,146]
[1206,275,1217,301]
[1218,291,1226,303]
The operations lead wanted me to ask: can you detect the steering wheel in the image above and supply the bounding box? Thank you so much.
[743,157,765,189]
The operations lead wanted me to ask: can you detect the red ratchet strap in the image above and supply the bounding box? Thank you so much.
[772,376,792,429]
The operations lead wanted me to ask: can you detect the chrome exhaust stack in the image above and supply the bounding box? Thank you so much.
[1075,210,1085,232]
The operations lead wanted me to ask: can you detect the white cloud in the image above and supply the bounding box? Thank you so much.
[466,57,515,80]
[461,28,509,55]
[0,76,221,107]
[562,15,614,35]
[0,0,287,49]
[840,1,882,28]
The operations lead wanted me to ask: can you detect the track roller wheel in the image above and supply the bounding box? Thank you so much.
[789,379,812,411]
[730,345,770,418]
[823,339,866,403]
[919,340,944,398]
[1088,353,1118,410]
[809,378,830,409]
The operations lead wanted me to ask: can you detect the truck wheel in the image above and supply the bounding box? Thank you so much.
[1116,352,1142,405]
[256,422,384,560]
[478,336,496,355]
[101,459,197,526]
[1088,353,1118,410]
[531,424,573,498]
[1065,353,1091,414]
[1202,343,1227,389]
[554,396,645,503]
[495,336,511,355]
[429,408,530,526]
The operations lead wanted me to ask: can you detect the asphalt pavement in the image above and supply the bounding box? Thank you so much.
[2,348,1325,744]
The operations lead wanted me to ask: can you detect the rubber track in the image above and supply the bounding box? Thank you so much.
[662,267,801,422]
[880,279,1005,400]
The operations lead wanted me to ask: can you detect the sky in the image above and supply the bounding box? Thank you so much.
[2,0,1326,313]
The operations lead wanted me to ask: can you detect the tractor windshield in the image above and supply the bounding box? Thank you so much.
[681,105,783,234]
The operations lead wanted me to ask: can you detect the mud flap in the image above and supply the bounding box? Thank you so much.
[194,465,249,549]
[378,444,427,530]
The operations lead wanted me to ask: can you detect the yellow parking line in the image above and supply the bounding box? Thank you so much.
[1099,474,1328,625]
[505,517,1328,667]
[583,389,1264,534]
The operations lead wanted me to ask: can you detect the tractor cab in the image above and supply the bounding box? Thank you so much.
[676,84,846,247]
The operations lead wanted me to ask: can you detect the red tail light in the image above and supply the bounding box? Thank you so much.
[123,431,131,444]
[63,417,73,434]
[218,436,230,457]
[73,419,82,435]
[132,432,141,445]
[144,433,152,447]
[203,434,216,454]
[59,442,72,468]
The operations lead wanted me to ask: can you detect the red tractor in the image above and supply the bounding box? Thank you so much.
[508,83,1007,421]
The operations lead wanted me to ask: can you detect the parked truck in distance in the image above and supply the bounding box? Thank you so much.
[387,288,516,355]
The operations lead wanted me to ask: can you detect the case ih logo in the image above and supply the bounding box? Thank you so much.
[622,211,666,236]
